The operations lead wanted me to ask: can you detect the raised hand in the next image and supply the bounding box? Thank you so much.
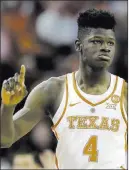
[1,65,28,106]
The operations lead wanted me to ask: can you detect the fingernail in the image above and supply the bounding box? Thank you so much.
[7,91,10,95]
[18,88,21,92]
[11,91,15,95]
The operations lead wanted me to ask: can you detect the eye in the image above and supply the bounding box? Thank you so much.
[108,41,115,46]
[91,40,102,44]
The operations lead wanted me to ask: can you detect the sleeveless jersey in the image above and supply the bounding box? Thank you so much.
[52,72,127,169]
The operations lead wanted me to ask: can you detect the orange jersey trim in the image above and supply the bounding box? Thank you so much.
[55,155,59,169]
[124,130,127,151]
[120,80,127,151]
[52,128,59,140]
[52,75,68,131]
[120,80,127,126]
[72,72,118,106]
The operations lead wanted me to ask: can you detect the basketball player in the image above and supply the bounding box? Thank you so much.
[1,9,127,169]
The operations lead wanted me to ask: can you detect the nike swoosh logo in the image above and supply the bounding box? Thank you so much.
[120,166,125,170]
[69,102,81,107]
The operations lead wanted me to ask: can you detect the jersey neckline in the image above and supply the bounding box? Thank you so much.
[72,72,118,106]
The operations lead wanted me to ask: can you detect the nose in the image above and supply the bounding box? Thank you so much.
[100,43,110,53]
[100,48,110,53]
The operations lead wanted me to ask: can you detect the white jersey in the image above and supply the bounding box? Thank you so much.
[52,72,127,169]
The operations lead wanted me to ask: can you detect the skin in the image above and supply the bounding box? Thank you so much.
[12,150,55,169]
[1,28,127,148]
[75,28,116,89]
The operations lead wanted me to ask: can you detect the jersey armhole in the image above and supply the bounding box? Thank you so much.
[120,80,127,127]
[51,75,68,136]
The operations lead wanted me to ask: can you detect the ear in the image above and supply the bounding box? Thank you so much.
[75,39,82,52]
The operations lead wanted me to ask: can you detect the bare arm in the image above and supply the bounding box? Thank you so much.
[13,76,65,143]
[1,64,64,148]
[1,63,65,148]
[1,80,51,148]
[13,82,47,143]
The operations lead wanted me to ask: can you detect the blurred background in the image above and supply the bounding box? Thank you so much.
[1,0,128,169]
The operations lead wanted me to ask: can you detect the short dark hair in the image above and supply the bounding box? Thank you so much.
[77,8,116,40]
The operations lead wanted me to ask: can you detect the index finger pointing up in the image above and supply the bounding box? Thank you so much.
[19,65,26,85]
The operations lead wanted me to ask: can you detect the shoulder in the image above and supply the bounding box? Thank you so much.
[30,75,66,101]
[47,75,66,89]
[116,74,127,97]
[118,75,127,100]
[124,81,127,93]
[32,75,65,91]
[41,75,66,95]
[124,81,127,99]
[113,74,127,101]
[25,75,66,108]
[123,80,127,113]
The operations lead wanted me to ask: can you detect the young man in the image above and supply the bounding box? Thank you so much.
[1,9,127,169]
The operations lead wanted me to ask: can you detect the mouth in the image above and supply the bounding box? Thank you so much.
[98,54,110,61]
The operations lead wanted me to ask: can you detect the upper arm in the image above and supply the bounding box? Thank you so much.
[13,81,51,142]
[12,76,65,143]
[124,82,128,113]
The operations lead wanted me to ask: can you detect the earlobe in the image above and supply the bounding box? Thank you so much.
[75,39,82,52]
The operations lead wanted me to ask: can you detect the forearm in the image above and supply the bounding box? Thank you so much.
[1,104,16,148]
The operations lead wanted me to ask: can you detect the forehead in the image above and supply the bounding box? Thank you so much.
[85,28,115,40]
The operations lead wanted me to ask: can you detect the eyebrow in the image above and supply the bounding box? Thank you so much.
[88,36,115,41]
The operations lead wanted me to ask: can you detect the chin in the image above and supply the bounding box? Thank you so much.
[97,60,111,68]
[91,63,110,70]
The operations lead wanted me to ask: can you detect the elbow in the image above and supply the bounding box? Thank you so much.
[1,143,13,148]
[1,137,13,148]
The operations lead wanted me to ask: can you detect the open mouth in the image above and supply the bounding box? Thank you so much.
[98,55,110,61]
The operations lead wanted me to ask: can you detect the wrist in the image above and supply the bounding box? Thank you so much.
[1,101,17,108]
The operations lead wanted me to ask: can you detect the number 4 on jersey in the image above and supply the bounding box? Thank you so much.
[83,135,98,162]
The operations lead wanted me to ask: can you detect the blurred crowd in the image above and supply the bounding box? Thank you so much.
[1,0,128,169]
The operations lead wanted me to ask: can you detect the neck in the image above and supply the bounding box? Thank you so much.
[78,64,110,87]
